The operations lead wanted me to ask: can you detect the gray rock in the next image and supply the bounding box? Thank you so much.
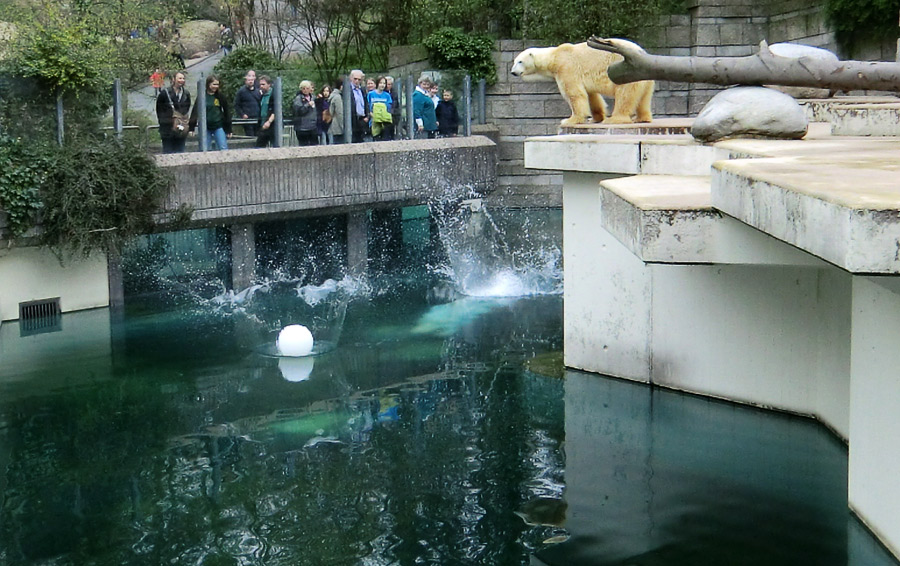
[691,86,809,142]
[766,43,840,99]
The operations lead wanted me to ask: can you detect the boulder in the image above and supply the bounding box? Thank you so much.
[691,86,809,142]
[176,20,220,59]
[766,43,840,99]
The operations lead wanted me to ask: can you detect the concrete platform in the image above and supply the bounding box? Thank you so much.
[526,116,900,560]
[599,174,820,265]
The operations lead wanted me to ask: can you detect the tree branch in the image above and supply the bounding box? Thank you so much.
[587,36,900,93]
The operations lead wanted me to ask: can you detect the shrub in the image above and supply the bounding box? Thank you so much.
[213,45,282,100]
[826,0,900,54]
[423,28,497,85]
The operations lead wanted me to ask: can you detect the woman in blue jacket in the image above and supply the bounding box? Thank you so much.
[413,77,438,139]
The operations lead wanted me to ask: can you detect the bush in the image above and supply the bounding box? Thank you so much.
[39,139,175,256]
[213,45,282,101]
[0,134,48,238]
[423,28,497,85]
[826,0,900,54]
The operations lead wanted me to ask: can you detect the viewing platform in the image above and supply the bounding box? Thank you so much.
[525,113,900,560]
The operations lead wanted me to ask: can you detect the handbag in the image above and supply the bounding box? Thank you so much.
[322,108,332,124]
[165,89,190,138]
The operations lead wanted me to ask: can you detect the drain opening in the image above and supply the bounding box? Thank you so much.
[19,298,62,336]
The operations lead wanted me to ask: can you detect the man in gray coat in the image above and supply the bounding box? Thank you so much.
[328,79,345,144]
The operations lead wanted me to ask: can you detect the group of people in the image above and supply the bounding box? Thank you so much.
[155,68,462,154]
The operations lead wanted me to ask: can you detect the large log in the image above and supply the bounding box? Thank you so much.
[587,37,900,92]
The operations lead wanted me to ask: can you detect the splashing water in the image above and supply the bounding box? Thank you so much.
[433,199,563,297]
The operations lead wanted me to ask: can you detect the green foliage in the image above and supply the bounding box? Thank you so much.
[0,134,48,238]
[213,45,283,100]
[115,38,174,90]
[524,0,665,44]
[826,0,900,54]
[423,28,497,85]
[12,15,112,95]
[39,139,175,257]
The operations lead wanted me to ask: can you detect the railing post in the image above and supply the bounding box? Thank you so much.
[343,75,353,144]
[406,75,415,140]
[478,79,487,125]
[197,76,208,151]
[274,76,283,148]
[463,74,472,137]
[112,78,124,139]
[56,91,64,146]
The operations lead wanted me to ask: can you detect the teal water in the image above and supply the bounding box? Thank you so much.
[0,205,897,565]
[0,294,896,565]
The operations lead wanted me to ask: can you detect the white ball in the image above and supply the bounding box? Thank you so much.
[277,324,314,357]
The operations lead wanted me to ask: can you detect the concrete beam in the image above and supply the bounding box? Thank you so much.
[154,137,496,227]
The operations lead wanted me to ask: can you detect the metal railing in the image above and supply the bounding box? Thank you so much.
[99,71,489,152]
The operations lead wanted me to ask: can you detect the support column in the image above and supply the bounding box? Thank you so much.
[849,276,900,558]
[230,223,256,290]
[347,210,369,277]
[107,248,125,320]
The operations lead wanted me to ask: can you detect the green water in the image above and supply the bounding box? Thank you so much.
[0,292,896,565]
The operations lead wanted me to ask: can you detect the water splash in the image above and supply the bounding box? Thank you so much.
[432,199,563,297]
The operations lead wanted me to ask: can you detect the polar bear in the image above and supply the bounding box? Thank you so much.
[510,41,654,126]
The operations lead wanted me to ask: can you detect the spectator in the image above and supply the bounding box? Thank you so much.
[189,74,232,150]
[413,77,438,139]
[328,79,345,144]
[219,23,234,56]
[386,76,401,139]
[150,68,165,97]
[233,70,261,136]
[368,76,393,142]
[430,83,440,107]
[436,89,460,137]
[316,85,333,145]
[292,80,318,146]
[156,70,191,154]
[255,76,276,148]
[349,69,368,143]
[168,29,186,69]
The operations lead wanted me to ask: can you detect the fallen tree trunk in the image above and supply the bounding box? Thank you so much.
[587,37,900,92]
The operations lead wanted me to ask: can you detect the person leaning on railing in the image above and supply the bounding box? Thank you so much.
[189,75,233,151]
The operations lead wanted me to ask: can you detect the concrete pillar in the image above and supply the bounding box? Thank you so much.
[346,211,369,276]
[107,248,125,319]
[848,276,900,558]
[230,223,256,290]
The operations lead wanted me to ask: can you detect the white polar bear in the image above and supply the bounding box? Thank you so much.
[511,41,654,126]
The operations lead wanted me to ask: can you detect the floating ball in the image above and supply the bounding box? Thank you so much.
[277,324,314,357]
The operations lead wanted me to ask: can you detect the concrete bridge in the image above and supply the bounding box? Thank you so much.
[525,107,900,562]
[0,137,496,321]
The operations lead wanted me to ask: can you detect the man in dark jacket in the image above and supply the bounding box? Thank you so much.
[255,76,276,148]
[233,69,261,136]
[155,70,192,153]
[436,89,460,137]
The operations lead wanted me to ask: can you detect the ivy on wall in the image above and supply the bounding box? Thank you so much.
[423,28,498,85]
[826,0,900,54]
[0,135,48,238]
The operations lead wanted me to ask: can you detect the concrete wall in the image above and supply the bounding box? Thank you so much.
[155,137,497,226]
[0,246,109,322]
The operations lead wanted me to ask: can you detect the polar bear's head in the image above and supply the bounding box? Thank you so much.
[510,49,537,78]
[510,48,554,82]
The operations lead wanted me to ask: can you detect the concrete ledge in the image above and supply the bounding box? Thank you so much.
[711,137,900,273]
[155,136,497,226]
[600,175,823,266]
[525,133,727,176]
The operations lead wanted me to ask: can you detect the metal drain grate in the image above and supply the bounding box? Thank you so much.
[19,298,62,336]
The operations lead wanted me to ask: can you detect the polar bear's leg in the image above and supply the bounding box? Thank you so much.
[635,82,654,123]
[604,84,641,124]
[588,93,608,123]
[557,79,592,126]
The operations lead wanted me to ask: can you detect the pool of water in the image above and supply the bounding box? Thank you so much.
[0,204,897,565]
[0,292,896,565]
